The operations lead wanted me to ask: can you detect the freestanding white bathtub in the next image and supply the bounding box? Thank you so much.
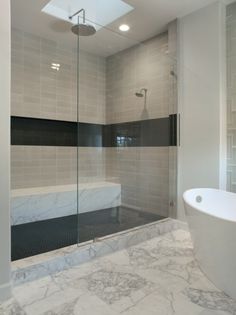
[183,188,236,300]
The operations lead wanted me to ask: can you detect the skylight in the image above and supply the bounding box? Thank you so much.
[42,0,133,31]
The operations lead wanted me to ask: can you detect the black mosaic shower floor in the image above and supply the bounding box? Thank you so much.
[11,207,165,261]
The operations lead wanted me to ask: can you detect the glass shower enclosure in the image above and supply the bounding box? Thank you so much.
[10,1,177,260]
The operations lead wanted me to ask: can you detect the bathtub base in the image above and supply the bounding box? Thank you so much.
[188,210,236,300]
[184,188,236,300]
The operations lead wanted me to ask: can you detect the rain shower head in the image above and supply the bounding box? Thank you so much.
[71,24,96,36]
[135,88,147,98]
[69,9,96,36]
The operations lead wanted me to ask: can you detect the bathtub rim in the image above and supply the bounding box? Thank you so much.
[183,188,236,223]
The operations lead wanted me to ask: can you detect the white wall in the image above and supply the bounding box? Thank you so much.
[0,0,11,302]
[177,1,227,220]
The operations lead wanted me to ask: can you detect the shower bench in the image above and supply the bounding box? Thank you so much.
[11,181,121,225]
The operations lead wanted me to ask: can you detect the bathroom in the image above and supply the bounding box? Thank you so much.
[0,0,236,313]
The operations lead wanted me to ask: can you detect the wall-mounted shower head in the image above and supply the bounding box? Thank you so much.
[69,9,96,36]
[135,88,147,98]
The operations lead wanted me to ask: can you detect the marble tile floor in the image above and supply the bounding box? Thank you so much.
[1,229,236,315]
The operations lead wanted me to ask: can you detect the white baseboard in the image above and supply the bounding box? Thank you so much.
[0,282,12,302]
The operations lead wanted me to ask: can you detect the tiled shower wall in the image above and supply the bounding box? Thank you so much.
[106,33,170,124]
[106,147,169,216]
[11,146,77,189]
[11,147,105,189]
[105,32,174,216]
[227,2,236,192]
[11,28,106,124]
[11,28,106,188]
[11,29,77,122]
[11,27,176,217]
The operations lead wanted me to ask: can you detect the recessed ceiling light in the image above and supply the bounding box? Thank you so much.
[119,24,130,32]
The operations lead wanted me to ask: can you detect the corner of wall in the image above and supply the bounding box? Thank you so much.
[176,1,227,221]
[0,0,12,302]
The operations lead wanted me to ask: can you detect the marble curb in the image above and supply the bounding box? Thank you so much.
[12,218,188,286]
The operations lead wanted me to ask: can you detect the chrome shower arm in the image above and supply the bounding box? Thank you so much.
[69,8,85,23]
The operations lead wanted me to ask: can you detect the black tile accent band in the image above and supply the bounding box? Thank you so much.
[103,118,171,147]
[11,117,78,146]
[11,115,177,147]
[11,117,102,147]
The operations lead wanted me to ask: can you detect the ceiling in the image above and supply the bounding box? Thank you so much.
[11,0,232,57]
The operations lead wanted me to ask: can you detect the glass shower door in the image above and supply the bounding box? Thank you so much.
[76,17,178,244]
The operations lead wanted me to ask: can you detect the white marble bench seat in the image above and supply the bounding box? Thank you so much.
[11,182,121,226]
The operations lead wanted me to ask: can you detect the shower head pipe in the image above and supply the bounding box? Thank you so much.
[69,8,85,22]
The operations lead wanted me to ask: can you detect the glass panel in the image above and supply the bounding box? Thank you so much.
[10,2,79,260]
[10,0,178,259]
[77,17,178,243]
